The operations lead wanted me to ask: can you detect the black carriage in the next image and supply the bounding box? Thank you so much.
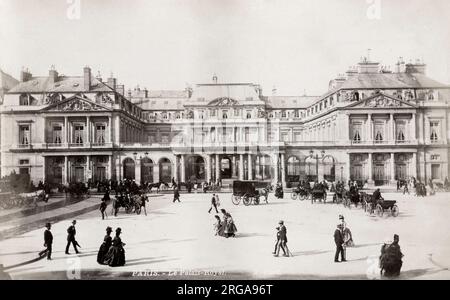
[343,189,361,208]
[114,194,140,214]
[311,188,327,203]
[375,200,399,217]
[231,180,269,206]
[291,186,310,201]
[333,186,346,203]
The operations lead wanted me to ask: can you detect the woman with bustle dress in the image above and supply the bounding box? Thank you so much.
[97,227,113,264]
[220,209,237,238]
[103,227,126,267]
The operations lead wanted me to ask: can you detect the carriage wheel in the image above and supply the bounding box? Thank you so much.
[254,196,260,205]
[392,205,399,217]
[243,195,251,206]
[376,204,383,217]
[232,195,241,205]
[299,194,306,201]
[290,193,298,200]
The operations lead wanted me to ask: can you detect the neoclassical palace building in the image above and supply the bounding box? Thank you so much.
[1,57,449,187]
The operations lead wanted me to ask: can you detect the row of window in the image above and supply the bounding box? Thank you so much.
[18,123,107,145]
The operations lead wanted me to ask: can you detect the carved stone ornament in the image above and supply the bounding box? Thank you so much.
[52,98,105,111]
[365,96,402,108]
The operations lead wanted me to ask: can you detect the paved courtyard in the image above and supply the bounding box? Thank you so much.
[1,191,450,280]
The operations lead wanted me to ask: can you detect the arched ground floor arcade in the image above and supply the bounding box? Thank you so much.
[4,146,449,187]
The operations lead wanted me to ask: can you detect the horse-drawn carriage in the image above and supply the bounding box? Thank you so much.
[231,180,270,206]
[113,194,141,214]
[343,188,361,208]
[67,182,90,199]
[361,194,399,217]
[0,190,45,209]
[290,186,310,201]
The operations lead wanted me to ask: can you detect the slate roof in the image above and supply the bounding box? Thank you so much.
[265,96,319,109]
[8,76,113,93]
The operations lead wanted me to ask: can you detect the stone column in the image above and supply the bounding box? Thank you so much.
[248,153,253,180]
[135,158,141,183]
[153,163,160,183]
[411,113,416,141]
[206,155,212,183]
[273,153,279,183]
[64,117,68,145]
[390,153,396,184]
[232,156,237,177]
[390,114,395,142]
[109,155,113,181]
[173,155,179,183]
[280,153,286,187]
[367,153,374,184]
[239,154,244,180]
[64,156,68,185]
[366,114,371,142]
[108,116,112,144]
[411,152,417,179]
[180,155,186,182]
[86,155,91,183]
[215,154,220,183]
[86,116,91,146]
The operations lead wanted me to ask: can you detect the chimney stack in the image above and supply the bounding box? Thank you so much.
[95,71,102,83]
[107,72,117,90]
[48,65,58,84]
[20,68,32,82]
[83,66,91,90]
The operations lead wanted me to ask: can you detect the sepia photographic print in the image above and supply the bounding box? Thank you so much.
[0,0,449,287]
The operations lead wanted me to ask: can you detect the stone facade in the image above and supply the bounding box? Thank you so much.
[1,57,449,187]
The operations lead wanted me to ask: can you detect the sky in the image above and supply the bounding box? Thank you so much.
[0,0,449,96]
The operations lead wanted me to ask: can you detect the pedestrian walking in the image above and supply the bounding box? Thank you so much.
[208,193,219,214]
[65,220,80,254]
[100,199,108,220]
[140,194,149,215]
[173,187,180,203]
[38,222,53,260]
[273,220,289,257]
[97,227,113,264]
[334,224,346,262]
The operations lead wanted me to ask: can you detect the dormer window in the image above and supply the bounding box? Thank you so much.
[222,110,228,119]
[246,111,252,119]
[19,94,29,105]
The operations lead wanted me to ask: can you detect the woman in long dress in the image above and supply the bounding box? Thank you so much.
[97,227,112,264]
[103,227,126,267]
[220,209,237,238]
[213,215,225,237]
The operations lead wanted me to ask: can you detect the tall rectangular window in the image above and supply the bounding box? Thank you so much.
[95,124,106,145]
[74,125,84,144]
[19,125,30,145]
[430,121,439,143]
[352,123,362,143]
[53,125,62,144]
[396,122,406,142]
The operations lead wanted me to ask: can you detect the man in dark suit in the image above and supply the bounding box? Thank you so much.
[208,194,219,213]
[39,223,53,260]
[334,224,346,262]
[273,220,289,257]
[65,220,80,254]
[173,187,180,203]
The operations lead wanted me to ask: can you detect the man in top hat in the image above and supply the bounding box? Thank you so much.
[334,224,346,262]
[273,220,289,257]
[65,220,80,254]
[39,223,53,260]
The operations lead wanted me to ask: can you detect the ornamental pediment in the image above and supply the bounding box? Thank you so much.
[42,96,110,112]
[208,97,239,106]
[348,93,416,109]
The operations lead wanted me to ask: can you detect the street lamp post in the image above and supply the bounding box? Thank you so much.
[309,150,325,182]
